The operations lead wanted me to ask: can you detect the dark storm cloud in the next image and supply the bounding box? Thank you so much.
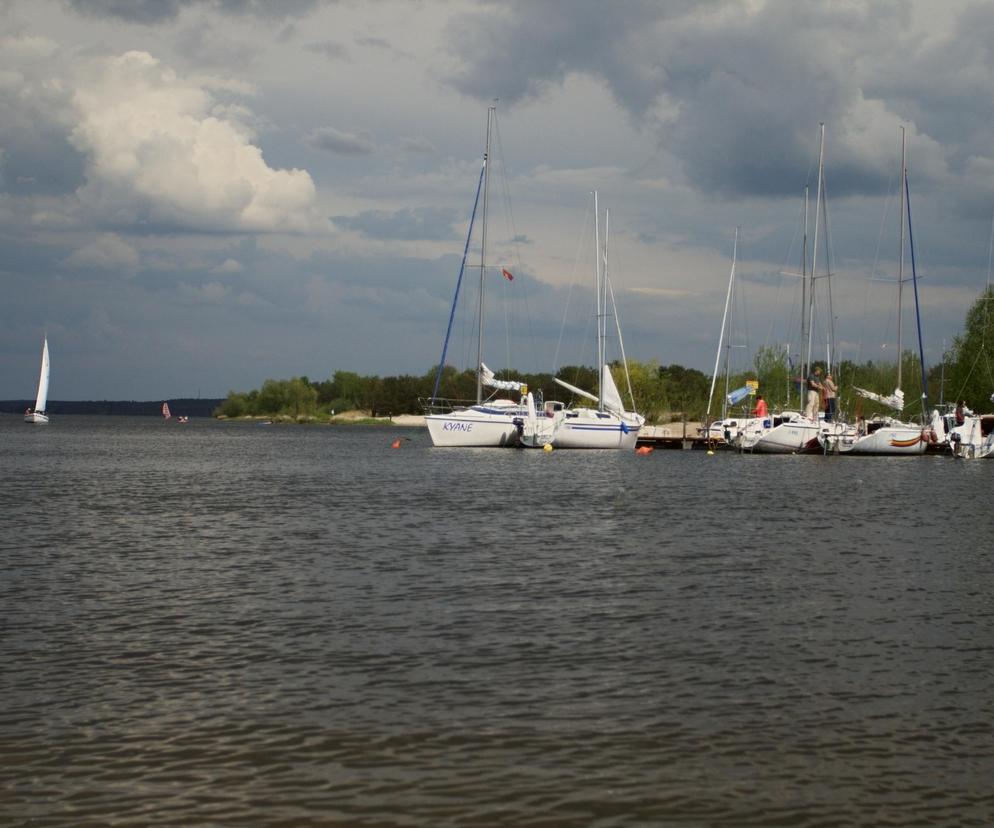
[0,126,85,195]
[306,40,349,61]
[305,126,375,155]
[332,207,460,241]
[443,1,957,199]
[63,0,324,24]
[63,0,187,24]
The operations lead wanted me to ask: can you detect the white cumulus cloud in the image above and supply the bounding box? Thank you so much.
[69,50,319,233]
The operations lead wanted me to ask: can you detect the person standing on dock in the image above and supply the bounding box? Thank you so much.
[805,367,823,420]
[823,372,837,422]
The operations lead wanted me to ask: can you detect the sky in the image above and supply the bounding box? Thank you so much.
[3,0,994,400]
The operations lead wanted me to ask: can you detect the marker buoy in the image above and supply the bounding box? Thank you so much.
[636,446,653,455]
[543,443,553,453]
[707,450,715,456]
[391,439,402,449]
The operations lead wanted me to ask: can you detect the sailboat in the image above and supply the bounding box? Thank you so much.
[422,105,527,447]
[517,193,644,449]
[738,124,838,453]
[702,227,772,448]
[822,127,927,455]
[24,337,50,424]
[162,401,171,419]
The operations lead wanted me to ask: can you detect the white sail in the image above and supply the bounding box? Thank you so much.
[35,338,50,413]
[600,364,624,414]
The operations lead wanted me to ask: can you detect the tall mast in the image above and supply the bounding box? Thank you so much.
[707,227,737,421]
[603,208,610,385]
[594,190,603,410]
[897,125,906,391]
[807,122,825,372]
[475,105,495,404]
[800,184,809,395]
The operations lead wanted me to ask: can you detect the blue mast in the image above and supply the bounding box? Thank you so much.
[905,171,929,415]
[430,160,486,402]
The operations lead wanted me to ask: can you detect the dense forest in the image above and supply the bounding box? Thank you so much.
[217,288,994,423]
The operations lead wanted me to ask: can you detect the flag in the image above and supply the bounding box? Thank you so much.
[501,268,514,281]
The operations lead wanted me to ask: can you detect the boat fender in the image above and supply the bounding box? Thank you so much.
[635,446,653,455]
[391,439,402,449]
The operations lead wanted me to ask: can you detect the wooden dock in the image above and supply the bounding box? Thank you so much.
[636,423,714,450]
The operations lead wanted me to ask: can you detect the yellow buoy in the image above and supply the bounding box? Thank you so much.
[543,443,553,453]
[707,450,715,456]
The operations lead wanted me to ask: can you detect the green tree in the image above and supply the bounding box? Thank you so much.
[946,286,994,411]
[658,364,709,420]
[752,345,793,410]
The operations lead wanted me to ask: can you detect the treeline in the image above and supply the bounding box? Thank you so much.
[217,288,994,422]
[215,364,705,422]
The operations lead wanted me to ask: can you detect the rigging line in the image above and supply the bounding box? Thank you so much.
[604,248,636,411]
[552,202,593,373]
[491,111,532,375]
[821,168,837,369]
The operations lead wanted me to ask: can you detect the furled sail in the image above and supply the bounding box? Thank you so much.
[480,363,524,392]
[554,377,599,403]
[854,386,904,412]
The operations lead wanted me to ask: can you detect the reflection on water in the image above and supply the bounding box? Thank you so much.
[1,416,992,826]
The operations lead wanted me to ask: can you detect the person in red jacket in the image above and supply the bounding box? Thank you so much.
[752,395,768,418]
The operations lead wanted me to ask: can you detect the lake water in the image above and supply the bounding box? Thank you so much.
[2,416,992,826]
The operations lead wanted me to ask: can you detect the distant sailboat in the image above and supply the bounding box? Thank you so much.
[24,337,50,424]
[162,401,172,419]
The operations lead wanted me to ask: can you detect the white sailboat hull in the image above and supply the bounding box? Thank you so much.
[827,422,927,455]
[519,406,643,450]
[949,416,994,459]
[24,411,49,424]
[549,412,642,450]
[736,413,820,453]
[425,405,522,447]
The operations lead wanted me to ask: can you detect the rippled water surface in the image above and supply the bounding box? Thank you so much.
[2,416,993,826]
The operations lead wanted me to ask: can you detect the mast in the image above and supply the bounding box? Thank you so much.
[807,122,825,372]
[799,184,809,402]
[897,125,906,391]
[475,105,495,405]
[707,227,738,421]
[906,163,928,415]
[594,190,603,410]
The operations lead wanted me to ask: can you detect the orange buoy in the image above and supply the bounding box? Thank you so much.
[636,445,653,455]
[391,439,402,449]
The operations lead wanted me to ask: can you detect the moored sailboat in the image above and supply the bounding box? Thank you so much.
[821,127,928,455]
[422,105,527,447]
[740,124,837,453]
[517,194,644,449]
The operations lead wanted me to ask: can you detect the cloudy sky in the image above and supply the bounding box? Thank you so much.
[2,0,993,400]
